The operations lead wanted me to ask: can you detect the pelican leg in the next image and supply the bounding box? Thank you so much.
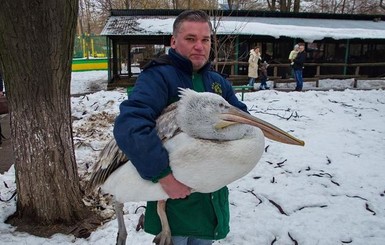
[152,200,173,245]
[114,201,128,245]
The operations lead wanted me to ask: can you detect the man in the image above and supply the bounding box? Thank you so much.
[292,44,306,91]
[113,10,247,245]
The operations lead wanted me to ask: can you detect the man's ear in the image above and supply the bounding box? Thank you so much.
[171,36,176,47]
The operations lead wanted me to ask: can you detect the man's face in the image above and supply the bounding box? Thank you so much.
[171,21,211,71]
[299,45,305,52]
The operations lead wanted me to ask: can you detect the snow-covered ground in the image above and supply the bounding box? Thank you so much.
[0,70,384,244]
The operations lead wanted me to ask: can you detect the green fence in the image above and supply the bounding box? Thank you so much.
[73,35,107,58]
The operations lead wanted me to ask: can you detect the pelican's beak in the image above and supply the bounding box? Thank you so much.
[217,106,305,146]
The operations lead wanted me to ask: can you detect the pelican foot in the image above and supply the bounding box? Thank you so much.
[152,231,173,245]
[116,231,127,245]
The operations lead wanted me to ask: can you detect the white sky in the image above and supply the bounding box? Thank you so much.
[0,71,384,244]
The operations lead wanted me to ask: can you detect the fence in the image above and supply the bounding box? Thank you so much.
[72,58,108,72]
[73,35,107,59]
[214,61,385,85]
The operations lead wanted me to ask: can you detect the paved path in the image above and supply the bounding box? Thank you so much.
[0,114,14,174]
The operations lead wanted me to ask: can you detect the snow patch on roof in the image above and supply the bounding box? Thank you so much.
[101,15,385,42]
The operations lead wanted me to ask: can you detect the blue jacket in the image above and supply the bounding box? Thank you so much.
[113,48,247,181]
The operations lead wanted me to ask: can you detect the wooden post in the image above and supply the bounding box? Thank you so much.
[234,37,239,75]
[112,41,118,79]
[343,39,350,75]
[107,38,112,83]
[91,38,95,57]
[128,42,132,77]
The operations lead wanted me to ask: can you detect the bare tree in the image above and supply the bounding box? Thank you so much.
[267,0,301,12]
[306,0,384,14]
[0,0,98,237]
[209,9,248,74]
[210,9,223,70]
[293,0,301,12]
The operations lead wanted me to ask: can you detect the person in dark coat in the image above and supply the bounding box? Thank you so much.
[0,70,4,145]
[113,10,248,245]
[259,61,270,90]
[292,44,306,91]
[0,69,3,96]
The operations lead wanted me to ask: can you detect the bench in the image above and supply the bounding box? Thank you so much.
[232,85,254,101]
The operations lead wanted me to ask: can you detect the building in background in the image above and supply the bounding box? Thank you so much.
[100,9,385,87]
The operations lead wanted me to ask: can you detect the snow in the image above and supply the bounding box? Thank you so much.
[1,70,385,244]
[101,15,385,43]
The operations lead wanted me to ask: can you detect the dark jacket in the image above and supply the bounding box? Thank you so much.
[113,48,247,239]
[292,51,306,70]
[114,48,247,181]
[0,70,3,92]
[259,63,268,80]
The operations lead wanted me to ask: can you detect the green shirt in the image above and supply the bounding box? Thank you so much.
[192,72,205,92]
[144,188,230,240]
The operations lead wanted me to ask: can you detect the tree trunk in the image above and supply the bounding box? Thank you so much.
[0,0,92,232]
[210,10,221,71]
[280,0,287,12]
[227,0,233,10]
[293,0,300,12]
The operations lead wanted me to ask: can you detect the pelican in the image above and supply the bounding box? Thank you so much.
[88,88,304,245]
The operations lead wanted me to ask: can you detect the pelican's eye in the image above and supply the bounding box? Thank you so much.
[219,103,229,109]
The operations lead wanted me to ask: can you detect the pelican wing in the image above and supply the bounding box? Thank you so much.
[88,101,181,191]
[88,138,128,191]
[156,102,181,142]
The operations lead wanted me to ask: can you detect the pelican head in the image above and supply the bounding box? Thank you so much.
[177,88,304,146]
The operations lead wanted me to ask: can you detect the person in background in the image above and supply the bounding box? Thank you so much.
[247,46,261,87]
[0,70,4,145]
[113,10,248,245]
[288,44,299,65]
[288,44,299,79]
[259,61,270,90]
[292,44,306,91]
[0,69,3,97]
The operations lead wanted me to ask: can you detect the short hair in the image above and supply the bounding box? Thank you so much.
[294,44,299,49]
[173,10,212,36]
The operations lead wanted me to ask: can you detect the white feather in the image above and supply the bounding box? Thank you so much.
[94,89,265,202]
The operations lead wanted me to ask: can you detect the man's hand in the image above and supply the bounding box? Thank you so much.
[159,173,191,199]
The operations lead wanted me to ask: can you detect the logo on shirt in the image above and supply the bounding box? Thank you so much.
[211,82,222,96]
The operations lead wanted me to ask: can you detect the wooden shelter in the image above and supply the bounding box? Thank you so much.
[101,9,385,87]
